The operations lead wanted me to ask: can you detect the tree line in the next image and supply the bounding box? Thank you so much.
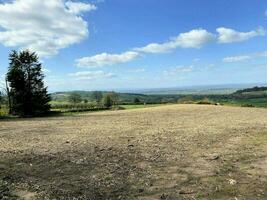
[68,91,119,108]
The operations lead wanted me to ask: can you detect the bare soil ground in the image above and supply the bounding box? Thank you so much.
[0,104,267,200]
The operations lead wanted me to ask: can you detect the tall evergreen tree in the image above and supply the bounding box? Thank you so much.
[6,50,51,116]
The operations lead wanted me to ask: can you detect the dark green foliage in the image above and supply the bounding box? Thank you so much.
[108,92,119,105]
[68,93,82,104]
[0,179,11,199]
[103,94,112,108]
[234,86,267,94]
[0,91,2,104]
[196,97,214,105]
[6,50,51,116]
[91,91,103,104]
[133,97,141,104]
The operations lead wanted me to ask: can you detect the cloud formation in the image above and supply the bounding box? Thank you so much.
[217,27,266,43]
[69,70,115,80]
[134,29,215,53]
[65,1,97,14]
[76,27,267,67]
[223,55,252,63]
[0,0,96,57]
[76,51,139,68]
[223,51,267,62]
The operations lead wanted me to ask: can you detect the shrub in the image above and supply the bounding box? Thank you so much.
[103,94,112,108]
[196,98,214,105]
[178,96,194,104]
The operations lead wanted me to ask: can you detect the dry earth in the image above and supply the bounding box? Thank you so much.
[0,104,267,200]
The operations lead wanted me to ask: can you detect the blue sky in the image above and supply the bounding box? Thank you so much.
[0,0,267,91]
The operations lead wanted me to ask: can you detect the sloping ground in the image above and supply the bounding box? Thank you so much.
[0,105,267,200]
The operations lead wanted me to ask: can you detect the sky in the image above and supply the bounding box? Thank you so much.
[0,0,267,92]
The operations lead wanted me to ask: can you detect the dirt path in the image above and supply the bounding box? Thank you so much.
[0,105,267,199]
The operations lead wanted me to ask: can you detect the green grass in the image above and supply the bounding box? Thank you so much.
[219,98,267,108]
[0,105,10,118]
[49,100,70,105]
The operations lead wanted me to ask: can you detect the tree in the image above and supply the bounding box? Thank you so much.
[68,92,82,104]
[133,97,140,104]
[108,92,119,106]
[6,50,51,116]
[92,91,103,104]
[0,91,2,104]
[103,94,112,108]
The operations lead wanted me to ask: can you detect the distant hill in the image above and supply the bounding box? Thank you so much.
[233,86,267,95]
[50,85,267,107]
[51,91,183,104]
[119,84,267,95]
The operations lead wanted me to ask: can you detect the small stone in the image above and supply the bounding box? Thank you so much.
[207,153,220,160]
[228,179,237,185]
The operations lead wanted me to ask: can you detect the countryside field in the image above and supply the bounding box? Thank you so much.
[0,104,267,200]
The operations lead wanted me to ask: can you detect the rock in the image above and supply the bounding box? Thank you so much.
[75,158,87,165]
[206,153,220,160]
[228,179,237,185]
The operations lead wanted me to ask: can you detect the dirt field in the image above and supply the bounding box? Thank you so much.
[0,104,267,200]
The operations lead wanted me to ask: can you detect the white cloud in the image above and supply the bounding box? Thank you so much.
[75,27,267,68]
[134,29,215,53]
[66,1,97,14]
[223,51,267,63]
[0,0,96,57]
[69,70,115,80]
[217,27,266,43]
[164,65,194,76]
[75,29,214,68]
[76,51,139,67]
[223,55,252,63]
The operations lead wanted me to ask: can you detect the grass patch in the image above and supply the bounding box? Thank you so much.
[0,178,17,199]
